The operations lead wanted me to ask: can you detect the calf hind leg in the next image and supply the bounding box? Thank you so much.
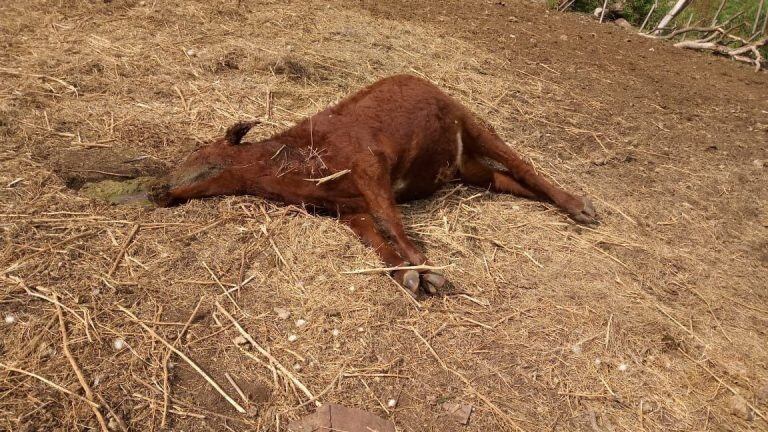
[342,213,446,295]
[460,155,541,200]
[460,118,596,223]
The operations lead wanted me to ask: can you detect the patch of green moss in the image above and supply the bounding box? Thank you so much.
[80,177,155,206]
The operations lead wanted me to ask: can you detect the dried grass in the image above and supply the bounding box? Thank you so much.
[1,0,767,431]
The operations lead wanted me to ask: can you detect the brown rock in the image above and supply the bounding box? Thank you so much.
[729,395,753,421]
[442,401,473,425]
[288,404,395,432]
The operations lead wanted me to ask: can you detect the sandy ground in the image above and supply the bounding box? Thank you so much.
[1,0,767,431]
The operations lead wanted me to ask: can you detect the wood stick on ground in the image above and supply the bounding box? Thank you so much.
[202,261,240,310]
[0,362,100,409]
[679,349,766,421]
[640,0,659,33]
[752,0,764,34]
[258,224,297,282]
[117,305,246,414]
[224,373,250,406]
[179,217,228,241]
[343,263,451,274]
[108,224,139,276]
[55,295,110,432]
[214,302,317,405]
[162,297,205,428]
[711,0,728,26]
[95,393,129,432]
[599,0,609,23]
[406,326,527,432]
[654,303,707,346]
[3,231,93,275]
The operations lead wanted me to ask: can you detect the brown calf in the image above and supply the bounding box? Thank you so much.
[150,75,596,295]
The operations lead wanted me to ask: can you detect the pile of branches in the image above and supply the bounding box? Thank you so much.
[558,0,768,71]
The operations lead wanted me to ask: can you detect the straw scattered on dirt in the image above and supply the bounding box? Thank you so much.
[1,0,767,431]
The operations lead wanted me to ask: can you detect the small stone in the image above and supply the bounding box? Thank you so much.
[617,363,629,372]
[442,401,473,425]
[233,335,248,345]
[295,319,307,328]
[640,400,657,414]
[113,338,126,350]
[107,417,119,430]
[185,48,197,57]
[757,383,768,402]
[571,344,582,354]
[93,373,104,387]
[274,307,290,320]
[293,363,302,371]
[559,35,568,41]
[332,328,340,337]
[594,357,602,367]
[729,395,753,421]
[754,159,765,168]
[36,340,52,358]
[387,399,397,408]
[4,314,15,324]
[287,334,298,342]
[357,327,364,333]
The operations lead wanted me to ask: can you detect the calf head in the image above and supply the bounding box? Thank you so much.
[149,121,259,207]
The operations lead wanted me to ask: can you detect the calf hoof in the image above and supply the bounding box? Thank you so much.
[569,196,597,224]
[422,271,447,294]
[400,270,421,294]
[394,269,447,296]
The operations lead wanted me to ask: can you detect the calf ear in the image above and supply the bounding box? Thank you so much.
[224,120,260,145]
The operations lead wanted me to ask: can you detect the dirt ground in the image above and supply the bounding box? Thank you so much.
[1,0,767,431]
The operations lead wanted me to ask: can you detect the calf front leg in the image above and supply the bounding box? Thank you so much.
[342,212,446,295]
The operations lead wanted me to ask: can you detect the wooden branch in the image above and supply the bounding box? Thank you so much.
[675,36,767,71]
[56,296,110,432]
[599,0,609,23]
[214,302,317,405]
[753,0,765,34]
[640,0,659,33]
[117,305,246,414]
[108,224,139,277]
[0,362,100,409]
[711,0,728,26]
[654,0,693,35]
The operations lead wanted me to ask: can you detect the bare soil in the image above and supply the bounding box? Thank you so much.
[1,0,767,431]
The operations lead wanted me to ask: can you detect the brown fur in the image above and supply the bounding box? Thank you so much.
[150,75,596,294]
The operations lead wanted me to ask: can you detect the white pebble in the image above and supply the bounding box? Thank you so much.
[357,326,364,333]
[274,307,290,320]
[113,338,126,350]
[185,48,197,57]
[332,328,340,337]
[4,314,16,324]
[571,344,582,354]
[293,363,302,371]
[594,357,602,366]
[295,319,307,328]
[387,399,397,408]
[287,334,298,342]
[618,363,629,372]
[233,335,248,345]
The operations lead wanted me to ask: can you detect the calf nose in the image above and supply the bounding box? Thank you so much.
[148,182,173,207]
